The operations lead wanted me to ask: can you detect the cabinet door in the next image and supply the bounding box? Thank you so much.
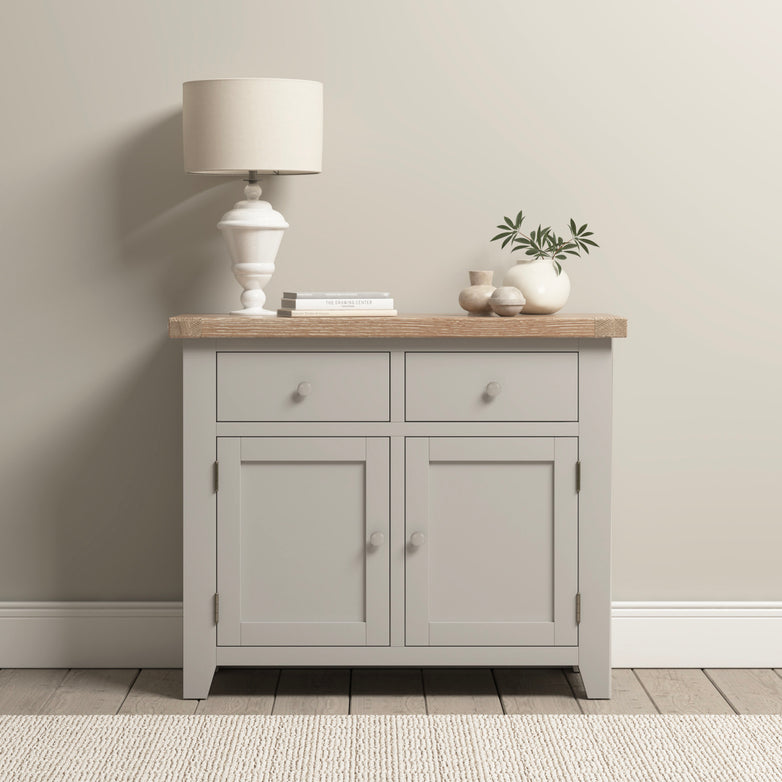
[217,437,389,646]
[405,437,578,646]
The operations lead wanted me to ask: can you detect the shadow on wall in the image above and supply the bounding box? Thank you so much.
[115,108,289,314]
[5,110,297,600]
[99,109,233,599]
[51,341,183,600]
[43,112,291,600]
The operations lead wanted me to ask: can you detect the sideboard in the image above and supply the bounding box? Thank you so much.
[169,314,627,699]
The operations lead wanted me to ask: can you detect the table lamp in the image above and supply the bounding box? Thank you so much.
[183,78,323,316]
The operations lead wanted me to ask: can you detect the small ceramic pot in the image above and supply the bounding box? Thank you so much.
[489,286,525,316]
[458,270,495,315]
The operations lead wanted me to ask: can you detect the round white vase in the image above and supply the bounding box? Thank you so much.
[503,259,571,314]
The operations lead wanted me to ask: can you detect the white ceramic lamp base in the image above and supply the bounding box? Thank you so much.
[218,183,288,317]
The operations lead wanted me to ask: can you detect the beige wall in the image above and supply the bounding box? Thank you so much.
[1,0,780,601]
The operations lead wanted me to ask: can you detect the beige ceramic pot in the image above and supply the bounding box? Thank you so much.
[458,270,496,315]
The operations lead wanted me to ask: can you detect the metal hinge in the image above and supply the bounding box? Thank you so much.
[213,461,219,493]
[575,593,581,625]
[214,593,220,624]
[576,461,581,493]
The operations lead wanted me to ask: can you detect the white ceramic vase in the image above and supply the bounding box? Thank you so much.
[503,259,571,315]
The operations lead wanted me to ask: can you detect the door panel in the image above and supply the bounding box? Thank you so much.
[427,460,554,623]
[239,461,366,623]
[405,437,578,646]
[218,437,390,646]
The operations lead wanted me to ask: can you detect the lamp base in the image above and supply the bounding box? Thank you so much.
[228,282,277,317]
[230,307,277,317]
[217,181,289,317]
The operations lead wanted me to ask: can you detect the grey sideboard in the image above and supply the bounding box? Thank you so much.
[169,313,627,699]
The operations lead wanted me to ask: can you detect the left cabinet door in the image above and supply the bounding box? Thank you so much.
[217,437,390,646]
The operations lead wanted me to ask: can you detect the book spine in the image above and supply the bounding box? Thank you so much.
[282,291,391,300]
[280,298,394,310]
[277,309,398,318]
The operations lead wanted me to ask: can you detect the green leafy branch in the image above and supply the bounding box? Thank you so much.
[491,210,598,275]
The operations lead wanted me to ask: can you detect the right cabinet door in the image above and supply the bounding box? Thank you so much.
[405,437,578,646]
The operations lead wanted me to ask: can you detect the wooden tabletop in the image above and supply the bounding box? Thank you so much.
[169,313,627,339]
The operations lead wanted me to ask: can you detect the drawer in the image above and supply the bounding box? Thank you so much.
[405,352,578,421]
[217,352,390,421]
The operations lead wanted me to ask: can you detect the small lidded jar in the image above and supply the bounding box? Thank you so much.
[489,286,525,316]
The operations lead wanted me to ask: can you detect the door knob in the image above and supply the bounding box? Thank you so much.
[484,381,502,399]
[409,531,426,547]
[296,381,312,398]
[369,531,385,548]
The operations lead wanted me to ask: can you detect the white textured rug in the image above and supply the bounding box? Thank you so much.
[1,714,780,781]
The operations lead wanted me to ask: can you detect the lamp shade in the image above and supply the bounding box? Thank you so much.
[183,78,323,175]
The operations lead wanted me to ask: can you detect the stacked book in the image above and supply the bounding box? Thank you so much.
[277,291,397,317]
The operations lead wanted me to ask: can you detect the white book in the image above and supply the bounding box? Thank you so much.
[280,297,395,310]
[283,291,391,299]
[277,309,398,318]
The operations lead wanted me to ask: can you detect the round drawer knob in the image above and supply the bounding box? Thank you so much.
[369,531,385,548]
[296,381,312,398]
[485,381,502,399]
[409,531,426,548]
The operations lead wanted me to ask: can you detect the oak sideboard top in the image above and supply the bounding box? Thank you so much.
[168,313,627,339]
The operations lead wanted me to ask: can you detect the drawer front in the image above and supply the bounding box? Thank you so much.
[405,352,578,421]
[218,352,390,421]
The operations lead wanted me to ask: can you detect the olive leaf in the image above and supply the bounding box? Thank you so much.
[490,209,599,275]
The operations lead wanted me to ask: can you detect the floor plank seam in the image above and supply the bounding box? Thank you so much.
[36,669,68,716]
[701,669,740,715]
[115,669,142,716]
[269,668,281,715]
[420,668,429,715]
[272,668,281,713]
[631,669,662,714]
[490,669,507,715]
[563,668,586,713]
[563,668,585,715]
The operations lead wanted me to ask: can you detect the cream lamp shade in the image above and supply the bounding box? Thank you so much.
[182,78,323,317]
[183,78,323,174]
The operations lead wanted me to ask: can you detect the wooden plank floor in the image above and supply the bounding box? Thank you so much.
[1,668,781,715]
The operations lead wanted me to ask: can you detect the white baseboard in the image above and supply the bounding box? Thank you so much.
[0,602,182,668]
[1,601,780,668]
[612,602,782,668]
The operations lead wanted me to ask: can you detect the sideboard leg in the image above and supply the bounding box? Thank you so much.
[183,658,216,700]
[578,658,612,699]
[183,341,218,701]
[578,340,614,700]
